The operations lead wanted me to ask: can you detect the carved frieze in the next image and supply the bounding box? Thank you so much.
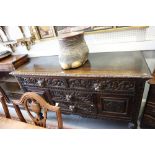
[18,77,67,88]
[45,78,67,88]
[18,76,135,93]
[68,79,92,89]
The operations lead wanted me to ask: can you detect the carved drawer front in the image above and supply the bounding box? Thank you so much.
[144,103,155,117]
[18,76,42,87]
[57,101,97,115]
[17,76,68,89]
[97,94,134,119]
[68,78,135,93]
[50,89,97,114]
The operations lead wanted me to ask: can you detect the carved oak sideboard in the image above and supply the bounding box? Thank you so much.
[11,51,151,128]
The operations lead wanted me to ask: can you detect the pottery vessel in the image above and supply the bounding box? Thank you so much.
[58,32,89,69]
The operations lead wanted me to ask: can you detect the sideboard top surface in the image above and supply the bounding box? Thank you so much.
[11,51,151,78]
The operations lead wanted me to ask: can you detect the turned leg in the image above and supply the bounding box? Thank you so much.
[128,122,137,129]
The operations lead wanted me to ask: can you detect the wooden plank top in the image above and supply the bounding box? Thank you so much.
[0,117,44,129]
[11,51,151,78]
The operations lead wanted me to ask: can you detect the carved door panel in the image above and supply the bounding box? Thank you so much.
[97,94,134,119]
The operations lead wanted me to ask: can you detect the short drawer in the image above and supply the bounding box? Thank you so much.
[17,76,68,89]
[50,89,95,104]
[67,78,136,93]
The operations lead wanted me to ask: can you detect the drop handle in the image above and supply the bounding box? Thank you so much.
[69,105,75,111]
[94,83,101,91]
[37,79,44,87]
[55,103,59,107]
[66,95,72,101]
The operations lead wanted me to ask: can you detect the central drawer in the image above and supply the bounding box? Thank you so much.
[50,89,97,114]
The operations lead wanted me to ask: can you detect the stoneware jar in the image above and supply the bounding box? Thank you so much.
[58,32,89,69]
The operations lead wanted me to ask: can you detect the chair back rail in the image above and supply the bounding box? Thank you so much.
[13,92,63,129]
[0,86,11,118]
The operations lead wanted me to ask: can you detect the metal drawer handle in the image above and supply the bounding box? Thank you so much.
[94,83,101,91]
[66,95,72,101]
[55,103,59,107]
[37,80,44,87]
[69,105,75,111]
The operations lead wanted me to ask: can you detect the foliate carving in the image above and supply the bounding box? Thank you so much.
[18,77,67,88]
[68,78,135,92]
[76,102,97,113]
[50,90,96,113]
[51,91,70,102]
[68,79,91,89]
[19,77,37,86]
[72,78,134,92]
[102,98,127,113]
[45,78,67,88]
[93,79,135,92]
[50,90,94,104]
[19,77,135,92]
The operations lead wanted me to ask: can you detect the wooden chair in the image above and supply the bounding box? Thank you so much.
[0,86,11,118]
[13,92,63,129]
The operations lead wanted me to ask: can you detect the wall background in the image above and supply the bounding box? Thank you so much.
[10,26,155,57]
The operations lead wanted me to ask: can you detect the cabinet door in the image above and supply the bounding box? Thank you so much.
[97,94,134,120]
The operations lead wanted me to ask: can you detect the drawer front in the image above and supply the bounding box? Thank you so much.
[17,76,67,89]
[97,94,134,119]
[67,78,136,93]
[50,89,97,114]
